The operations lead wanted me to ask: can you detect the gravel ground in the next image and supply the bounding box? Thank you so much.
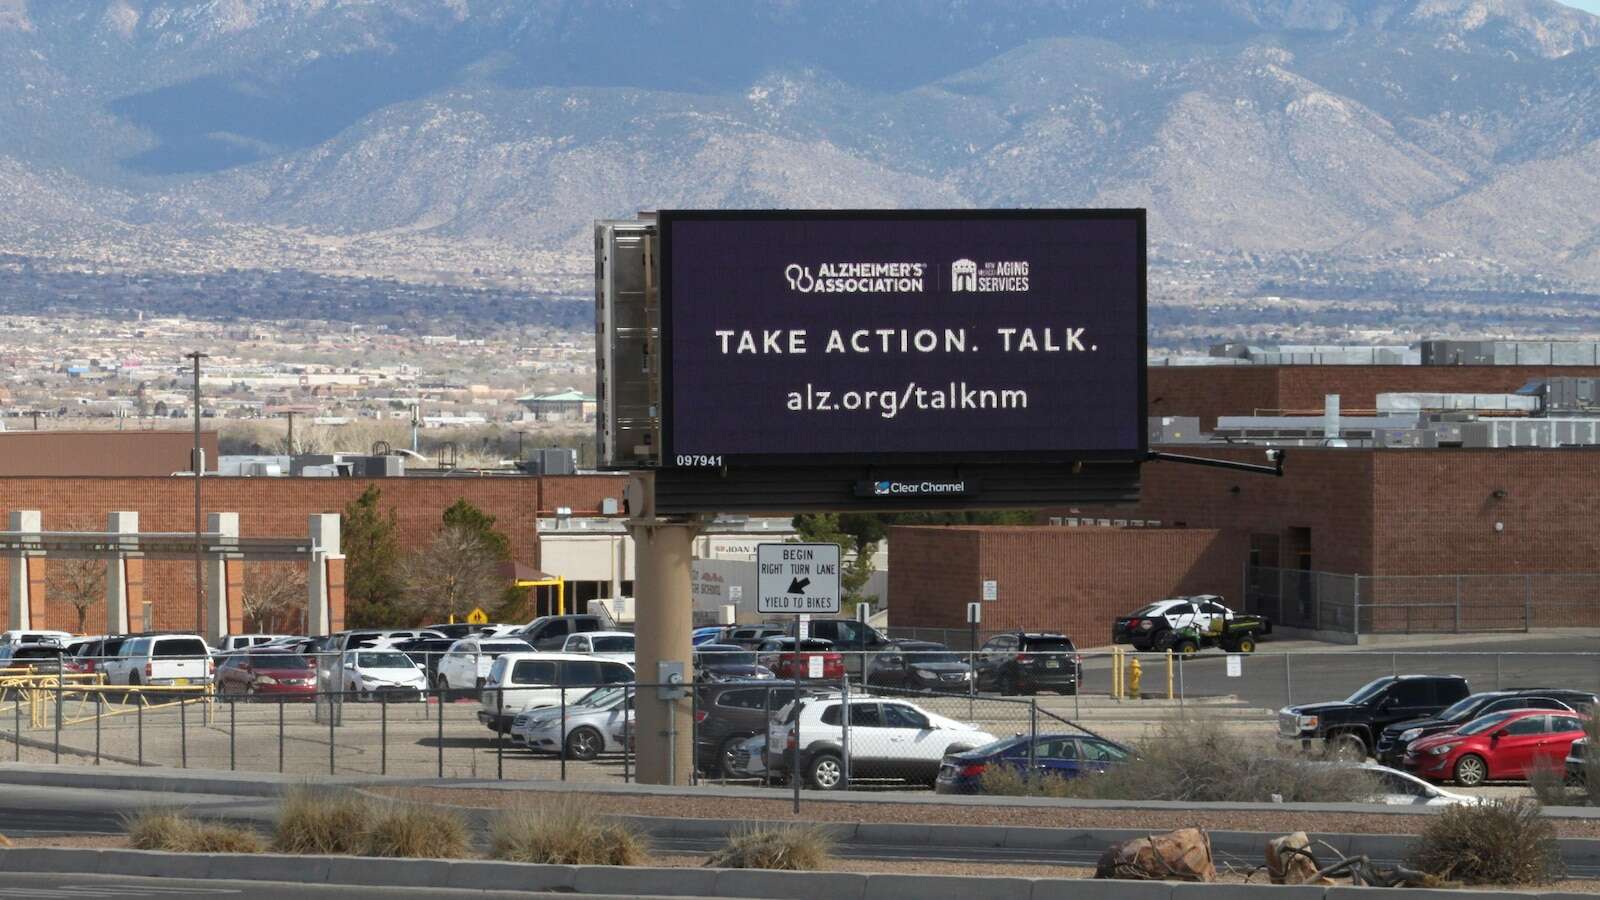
[377,786,1600,840]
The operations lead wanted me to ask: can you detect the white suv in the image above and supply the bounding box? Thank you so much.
[767,696,995,790]
[478,652,634,734]
[434,637,533,697]
[103,634,212,688]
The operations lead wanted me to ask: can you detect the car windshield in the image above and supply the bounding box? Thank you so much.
[1022,637,1074,652]
[575,685,628,708]
[1456,712,1518,736]
[249,654,312,670]
[701,651,758,665]
[357,652,413,669]
[592,636,634,653]
[1345,677,1397,705]
[907,651,962,664]
[1439,694,1490,721]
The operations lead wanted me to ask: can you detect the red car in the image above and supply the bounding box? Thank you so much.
[215,649,318,700]
[756,637,845,681]
[1404,708,1587,787]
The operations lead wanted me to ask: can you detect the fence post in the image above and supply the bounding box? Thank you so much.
[1353,575,1362,639]
[496,701,504,781]
[229,696,235,771]
[53,660,61,764]
[95,693,102,766]
[1285,653,1292,706]
[1454,575,1462,633]
[623,685,633,784]
[1177,654,1185,716]
[436,684,444,779]
[1496,654,1503,691]
[137,700,143,766]
[277,698,284,774]
[180,693,188,769]
[329,689,336,775]
[381,693,388,777]
[840,676,851,791]
[1028,699,1038,777]
[12,695,19,762]
[559,683,567,782]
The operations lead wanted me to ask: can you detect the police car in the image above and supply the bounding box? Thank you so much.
[1111,595,1270,653]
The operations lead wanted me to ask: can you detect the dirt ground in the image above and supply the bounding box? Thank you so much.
[375,786,1600,840]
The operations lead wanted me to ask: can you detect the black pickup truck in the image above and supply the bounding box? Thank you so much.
[1278,674,1471,759]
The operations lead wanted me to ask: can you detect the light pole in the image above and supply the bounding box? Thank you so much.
[185,351,208,636]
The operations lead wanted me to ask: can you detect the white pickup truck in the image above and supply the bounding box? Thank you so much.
[102,634,212,687]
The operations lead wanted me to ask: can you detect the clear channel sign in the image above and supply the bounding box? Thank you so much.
[756,543,841,615]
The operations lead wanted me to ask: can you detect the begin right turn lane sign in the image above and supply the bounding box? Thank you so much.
[757,543,842,615]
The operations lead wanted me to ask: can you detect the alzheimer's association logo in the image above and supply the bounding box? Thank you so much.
[783,262,925,294]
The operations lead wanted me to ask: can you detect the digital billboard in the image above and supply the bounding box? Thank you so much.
[658,209,1145,469]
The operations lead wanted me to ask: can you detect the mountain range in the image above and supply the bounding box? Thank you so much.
[2,0,1599,320]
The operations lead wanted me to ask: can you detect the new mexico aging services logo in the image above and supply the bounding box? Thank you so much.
[951,258,1031,293]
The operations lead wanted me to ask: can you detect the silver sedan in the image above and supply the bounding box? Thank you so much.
[510,685,634,761]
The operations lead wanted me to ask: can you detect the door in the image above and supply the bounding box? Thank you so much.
[1542,715,1586,770]
[1489,715,1549,778]
[880,703,943,774]
[1380,680,1436,728]
[1013,736,1079,779]
[1077,738,1131,775]
[841,702,893,775]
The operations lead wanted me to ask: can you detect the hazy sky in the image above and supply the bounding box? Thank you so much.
[1559,0,1600,14]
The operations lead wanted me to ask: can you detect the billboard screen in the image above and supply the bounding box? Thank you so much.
[660,210,1145,468]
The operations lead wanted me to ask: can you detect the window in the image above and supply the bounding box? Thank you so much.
[881,705,928,730]
[592,636,633,653]
[122,639,148,656]
[1390,681,1433,706]
[598,662,633,684]
[569,636,590,653]
[1553,716,1583,733]
[1167,604,1193,616]
[542,621,571,640]
[510,660,558,684]
[1200,603,1226,616]
[1505,716,1547,736]
[820,705,841,726]
[1377,771,1430,797]
[155,639,208,658]
[1080,740,1130,762]
[848,704,882,727]
[1036,738,1076,760]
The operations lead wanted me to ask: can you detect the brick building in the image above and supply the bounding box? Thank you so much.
[889,364,1600,644]
[0,474,625,633]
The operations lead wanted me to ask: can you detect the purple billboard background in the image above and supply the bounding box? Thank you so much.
[662,212,1144,461]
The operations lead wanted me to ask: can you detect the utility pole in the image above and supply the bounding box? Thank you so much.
[185,351,208,636]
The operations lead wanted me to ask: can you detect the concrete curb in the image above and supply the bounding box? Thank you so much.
[0,847,1594,899]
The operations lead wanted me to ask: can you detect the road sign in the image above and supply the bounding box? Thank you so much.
[466,607,488,625]
[1226,654,1242,678]
[729,585,743,601]
[966,602,982,625]
[981,580,998,602]
[757,543,841,615]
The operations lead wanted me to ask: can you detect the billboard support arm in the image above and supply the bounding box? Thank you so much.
[1146,450,1285,477]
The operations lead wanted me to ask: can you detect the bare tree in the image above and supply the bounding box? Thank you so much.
[403,525,504,624]
[240,563,307,634]
[47,557,105,634]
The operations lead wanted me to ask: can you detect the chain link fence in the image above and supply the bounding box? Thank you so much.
[1243,566,1600,636]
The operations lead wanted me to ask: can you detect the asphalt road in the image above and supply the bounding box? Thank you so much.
[1082,636,1600,710]
[0,873,691,899]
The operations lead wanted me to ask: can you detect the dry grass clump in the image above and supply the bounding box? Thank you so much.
[704,825,835,871]
[489,796,647,866]
[272,787,373,855]
[1528,758,1574,806]
[363,802,471,859]
[977,717,1380,803]
[1409,798,1561,885]
[125,809,265,854]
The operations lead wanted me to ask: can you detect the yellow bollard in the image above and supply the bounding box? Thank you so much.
[1128,655,1142,700]
[1166,649,1175,700]
[1110,647,1122,699]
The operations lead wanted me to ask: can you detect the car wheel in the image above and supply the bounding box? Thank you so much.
[565,726,604,762]
[1328,732,1368,761]
[718,735,749,778]
[1453,754,1488,787]
[807,752,844,791]
[1235,637,1257,654]
[1175,639,1200,656]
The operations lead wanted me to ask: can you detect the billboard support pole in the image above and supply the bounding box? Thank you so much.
[627,471,700,785]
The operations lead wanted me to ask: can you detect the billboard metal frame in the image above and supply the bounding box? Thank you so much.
[655,208,1148,470]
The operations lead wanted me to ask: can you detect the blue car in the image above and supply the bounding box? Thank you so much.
[691,626,727,646]
[934,733,1132,794]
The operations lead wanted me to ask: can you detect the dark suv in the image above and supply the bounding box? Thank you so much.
[1374,688,1596,767]
[974,633,1080,696]
[694,682,806,778]
[1279,674,1471,759]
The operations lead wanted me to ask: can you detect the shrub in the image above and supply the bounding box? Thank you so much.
[976,764,1075,798]
[704,826,835,871]
[363,803,470,859]
[489,796,647,866]
[125,809,265,854]
[1527,758,1573,806]
[272,787,372,855]
[991,717,1381,803]
[1409,798,1561,885]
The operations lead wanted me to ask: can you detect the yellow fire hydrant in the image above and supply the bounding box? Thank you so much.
[1127,655,1142,700]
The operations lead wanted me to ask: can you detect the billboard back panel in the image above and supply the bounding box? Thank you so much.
[660,210,1145,467]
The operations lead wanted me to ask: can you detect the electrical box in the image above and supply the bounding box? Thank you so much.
[657,660,687,700]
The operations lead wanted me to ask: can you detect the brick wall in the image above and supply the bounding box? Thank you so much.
[889,525,1245,647]
[0,474,627,633]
